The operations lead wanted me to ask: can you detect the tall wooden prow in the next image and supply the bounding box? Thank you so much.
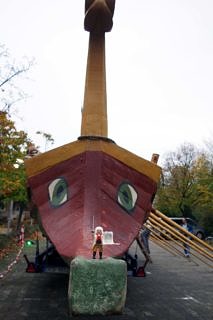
[24,2,162,314]
[81,0,115,138]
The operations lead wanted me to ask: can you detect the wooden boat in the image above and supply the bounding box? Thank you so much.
[25,0,161,262]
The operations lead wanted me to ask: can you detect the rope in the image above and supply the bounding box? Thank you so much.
[0,225,25,280]
[0,244,24,279]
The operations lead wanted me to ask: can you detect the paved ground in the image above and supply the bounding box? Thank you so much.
[0,240,212,320]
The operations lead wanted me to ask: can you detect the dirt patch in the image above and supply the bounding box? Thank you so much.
[0,221,42,261]
[0,234,18,260]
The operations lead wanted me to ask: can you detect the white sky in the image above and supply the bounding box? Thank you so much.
[1,0,212,164]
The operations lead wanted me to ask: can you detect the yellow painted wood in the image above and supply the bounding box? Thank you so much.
[148,213,213,267]
[25,139,161,183]
[81,33,108,137]
[101,142,161,183]
[153,210,213,252]
[25,140,84,178]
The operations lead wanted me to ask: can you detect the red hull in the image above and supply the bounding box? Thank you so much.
[28,150,157,261]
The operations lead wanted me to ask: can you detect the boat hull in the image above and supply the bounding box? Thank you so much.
[26,139,160,261]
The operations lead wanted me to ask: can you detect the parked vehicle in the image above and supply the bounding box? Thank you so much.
[170,217,206,240]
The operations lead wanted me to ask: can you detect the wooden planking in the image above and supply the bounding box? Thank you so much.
[25,140,84,178]
[27,151,156,260]
[25,139,161,183]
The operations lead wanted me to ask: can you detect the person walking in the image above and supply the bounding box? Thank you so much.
[181,218,192,257]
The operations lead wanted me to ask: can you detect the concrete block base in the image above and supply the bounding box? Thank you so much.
[68,256,127,315]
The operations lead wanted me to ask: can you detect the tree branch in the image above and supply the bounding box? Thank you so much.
[0,65,31,88]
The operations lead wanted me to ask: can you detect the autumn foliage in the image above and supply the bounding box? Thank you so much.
[155,143,213,235]
[0,111,30,203]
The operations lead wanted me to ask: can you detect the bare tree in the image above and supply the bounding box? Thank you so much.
[36,131,54,151]
[0,44,34,115]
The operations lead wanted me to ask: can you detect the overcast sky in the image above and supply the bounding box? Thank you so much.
[1,0,212,164]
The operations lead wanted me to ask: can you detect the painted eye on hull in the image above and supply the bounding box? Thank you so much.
[48,178,68,207]
[117,183,137,212]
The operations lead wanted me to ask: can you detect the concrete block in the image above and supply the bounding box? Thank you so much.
[68,256,127,315]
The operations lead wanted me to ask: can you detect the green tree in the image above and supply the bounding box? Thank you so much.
[0,111,30,204]
[155,142,213,234]
[193,152,213,235]
[155,143,198,217]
